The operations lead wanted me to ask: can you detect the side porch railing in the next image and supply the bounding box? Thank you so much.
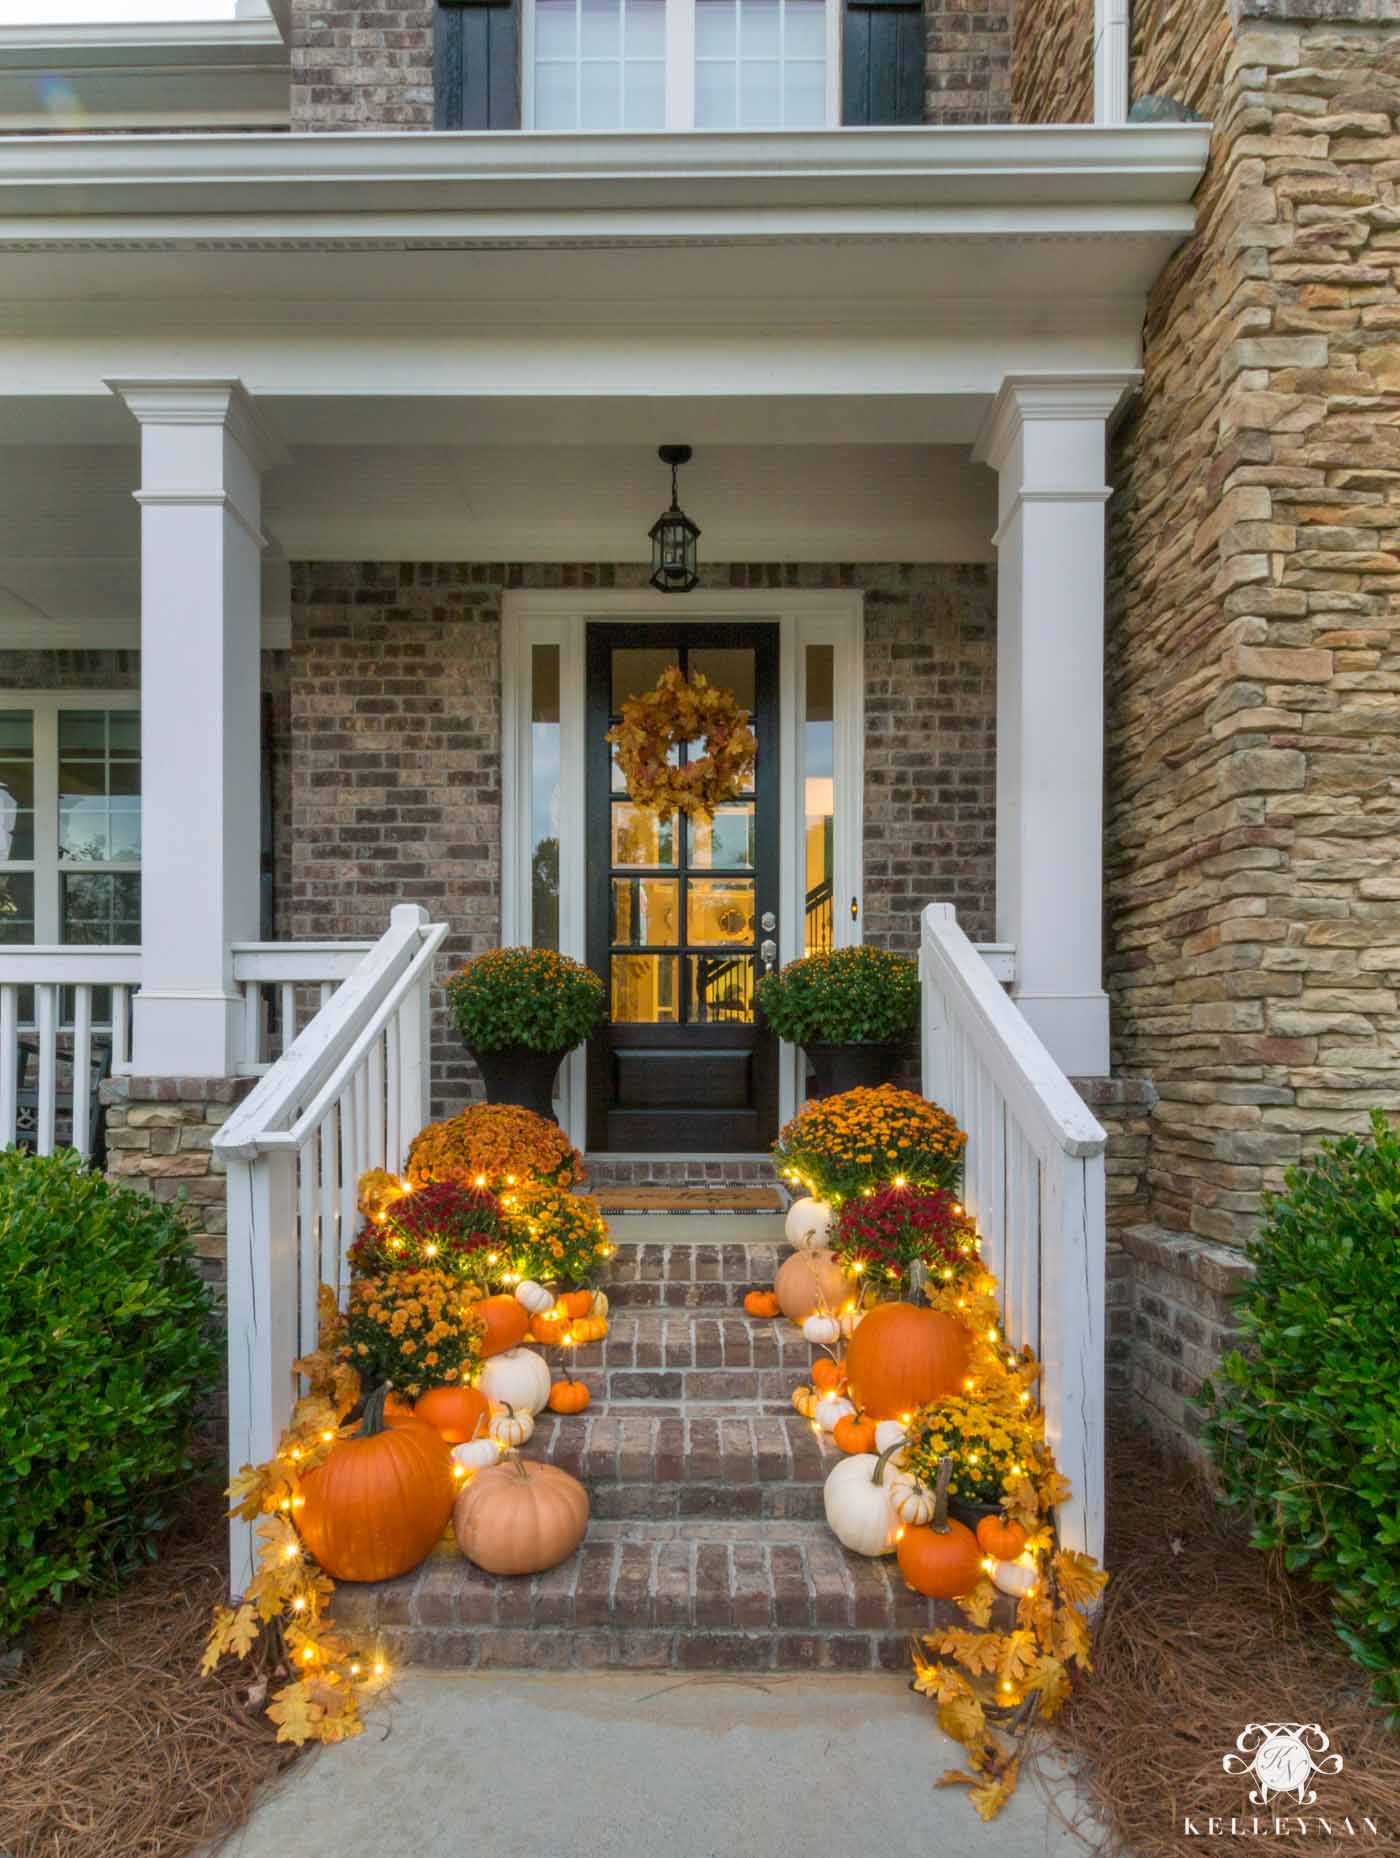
[922,901,1108,1565]
[213,905,447,1592]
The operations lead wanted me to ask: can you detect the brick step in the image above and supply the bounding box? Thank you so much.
[332,1520,994,1674]
[558,1310,816,1409]
[518,1408,836,1520]
[603,1236,787,1307]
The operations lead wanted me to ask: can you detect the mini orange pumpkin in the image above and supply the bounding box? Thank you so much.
[476,1294,530,1359]
[413,1382,491,1446]
[453,1457,589,1576]
[743,1290,781,1318]
[530,1309,566,1343]
[811,1357,845,1393]
[976,1514,1028,1561]
[896,1458,982,1600]
[560,1288,593,1319]
[547,1375,591,1415]
[833,1412,878,1455]
[297,1384,456,1584]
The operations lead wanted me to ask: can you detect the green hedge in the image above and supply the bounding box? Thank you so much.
[0,1149,218,1642]
[1203,1110,1400,1720]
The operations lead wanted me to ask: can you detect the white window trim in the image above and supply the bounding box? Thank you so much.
[501,588,863,1152]
[0,690,139,947]
[521,0,842,131]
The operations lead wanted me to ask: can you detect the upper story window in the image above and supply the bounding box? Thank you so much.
[525,0,837,130]
[435,0,922,133]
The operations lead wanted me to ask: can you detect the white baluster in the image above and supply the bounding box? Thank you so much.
[338,1087,358,1300]
[279,983,296,1057]
[319,1104,339,1299]
[0,984,16,1148]
[297,1138,318,1362]
[385,1013,402,1175]
[71,984,92,1160]
[242,981,262,1073]
[367,1034,386,1173]
[113,984,131,1071]
[36,983,57,1156]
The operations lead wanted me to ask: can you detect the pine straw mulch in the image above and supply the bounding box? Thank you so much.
[1056,1421,1400,1858]
[0,1480,299,1858]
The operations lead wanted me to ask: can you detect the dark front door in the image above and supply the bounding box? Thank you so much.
[586,622,780,1153]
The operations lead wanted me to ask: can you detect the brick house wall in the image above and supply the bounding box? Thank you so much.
[284,559,998,1110]
[288,0,1013,130]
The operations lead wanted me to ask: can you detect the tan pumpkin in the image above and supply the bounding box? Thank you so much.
[843,1300,971,1420]
[475,1294,530,1359]
[774,1247,848,1324]
[452,1457,590,1576]
[413,1382,491,1446]
[296,1385,456,1584]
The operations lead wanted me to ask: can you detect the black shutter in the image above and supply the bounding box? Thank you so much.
[436,0,521,131]
[842,0,925,124]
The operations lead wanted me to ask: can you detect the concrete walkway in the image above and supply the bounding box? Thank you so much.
[220,1671,1094,1858]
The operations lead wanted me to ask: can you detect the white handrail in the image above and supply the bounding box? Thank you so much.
[921,901,1108,1565]
[215,904,446,1594]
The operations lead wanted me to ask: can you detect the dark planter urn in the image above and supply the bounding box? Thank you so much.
[948,1492,1004,1533]
[470,1045,570,1122]
[802,1041,902,1099]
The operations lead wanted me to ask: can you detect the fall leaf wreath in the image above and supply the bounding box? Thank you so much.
[606,664,757,818]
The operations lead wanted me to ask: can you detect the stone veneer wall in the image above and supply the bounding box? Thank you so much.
[287,0,1012,130]
[99,1076,258,1304]
[285,560,997,1111]
[1011,0,1094,123]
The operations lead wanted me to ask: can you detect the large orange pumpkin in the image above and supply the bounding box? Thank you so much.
[773,1247,847,1323]
[297,1385,456,1583]
[843,1301,970,1421]
[895,1457,981,1599]
[476,1294,529,1359]
[414,1382,491,1445]
[452,1457,589,1576]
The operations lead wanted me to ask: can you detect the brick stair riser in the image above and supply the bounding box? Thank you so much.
[603,1240,785,1307]
[556,1318,817,1409]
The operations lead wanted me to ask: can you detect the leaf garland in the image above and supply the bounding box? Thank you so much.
[606,665,756,819]
[202,1287,378,1747]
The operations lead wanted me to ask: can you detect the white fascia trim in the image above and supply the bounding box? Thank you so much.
[0,124,1212,249]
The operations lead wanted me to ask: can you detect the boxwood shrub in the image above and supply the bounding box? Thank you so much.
[0,1148,218,1643]
[1203,1110,1400,1718]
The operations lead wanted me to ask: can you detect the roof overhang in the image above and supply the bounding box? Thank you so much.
[0,122,1209,251]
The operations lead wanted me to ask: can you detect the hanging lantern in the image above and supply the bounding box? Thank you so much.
[649,444,701,594]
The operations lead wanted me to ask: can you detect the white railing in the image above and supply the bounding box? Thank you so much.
[231,940,374,1075]
[0,948,141,1156]
[214,904,446,1593]
[921,901,1108,1565]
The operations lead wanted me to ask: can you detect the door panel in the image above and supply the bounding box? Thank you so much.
[586,622,780,1153]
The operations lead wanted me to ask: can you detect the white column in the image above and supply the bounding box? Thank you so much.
[1093,0,1130,124]
[973,374,1138,1080]
[109,378,282,1077]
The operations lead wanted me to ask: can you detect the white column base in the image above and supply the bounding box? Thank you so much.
[1012,990,1110,1079]
[134,989,246,1079]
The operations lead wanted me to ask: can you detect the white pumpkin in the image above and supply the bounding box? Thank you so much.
[785,1195,833,1250]
[991,1555,1041,1598]
[823,1453,900,1557]
[888,1470,935,1525]
[802,1312,841,1346]
[589,1289,609,1319]
[487,1402,535,1448]
[478,1345,552,1416]
[513,1278,556,1315]
[874,1419,907,1455]
[451,1438,501,1472]
[813,1393,856,1432]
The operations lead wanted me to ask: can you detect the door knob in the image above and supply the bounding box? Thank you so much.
[760,938,777,973]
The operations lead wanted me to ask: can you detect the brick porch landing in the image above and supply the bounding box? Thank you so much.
[332,1219,973,1671]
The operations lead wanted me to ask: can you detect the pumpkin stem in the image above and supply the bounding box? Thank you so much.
[872,1438,905,1487]
[361,1383,392,1439]
[930,1455,954,1534]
